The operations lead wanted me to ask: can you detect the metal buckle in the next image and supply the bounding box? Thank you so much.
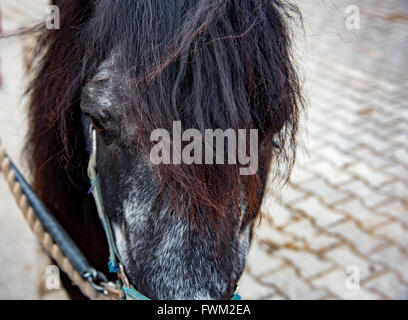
[117,263,131,288]
[83,269,110,295]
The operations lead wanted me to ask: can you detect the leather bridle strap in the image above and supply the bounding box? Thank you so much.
[86,125,241,301]
[10,159,105,284]
[0,141,121,299]
[87,127,120,273]
[87,125,150,300]
[0,131,241,300]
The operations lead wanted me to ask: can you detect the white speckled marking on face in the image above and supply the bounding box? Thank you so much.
[112,222,128,266]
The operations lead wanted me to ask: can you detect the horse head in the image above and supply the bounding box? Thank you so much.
[26,0,302,299]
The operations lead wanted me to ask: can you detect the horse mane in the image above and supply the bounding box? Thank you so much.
[25,0,303,280]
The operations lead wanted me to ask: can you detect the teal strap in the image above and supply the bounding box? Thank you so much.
[87,125,243,301]
[87,128,120,273]
[232,293,242,300]
[87,126,151,300]
[122,286,151,300]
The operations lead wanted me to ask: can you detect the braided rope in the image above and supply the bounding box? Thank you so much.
[0,143,122,300]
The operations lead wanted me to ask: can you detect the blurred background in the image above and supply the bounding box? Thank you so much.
[0,0,407,299]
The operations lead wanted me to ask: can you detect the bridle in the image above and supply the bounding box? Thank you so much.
[87,124,241,300]
[0,126,241,300]
[86,125,150,300]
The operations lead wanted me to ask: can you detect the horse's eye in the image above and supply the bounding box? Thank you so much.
[90,116,105,131]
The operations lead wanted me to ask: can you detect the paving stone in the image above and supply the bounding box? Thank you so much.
[364,272,408,299]
[296,150,321,167]
[307,161,353,185]
[357,132,392,153]
[238,272,276,300]
[278,248,334,279]
[324,133,361,152]
[265,204,299,228]
[387,132,407,148]
[383,164,408,181]
[324,246,384,280]
[372,247,408,283]
[255,223,296,249]
[263,267,327,300]
[329,221,386,255]
[289,166,316,185]
[375,201,408,225]
[283,219,319,240]
[339,180,389,208]
[354,147,390,169]
[301,232,341,252]
[245,241,286,276]
[373,223,408,247]
[311,269,382,300]
[280,184,308,204]
[379,181,408,200]
[300,178,350,205]
[334,199,391,229]
[347,162,393,187]
[316,146,356,168]
[292,196,345,227]
[391,148,408,166]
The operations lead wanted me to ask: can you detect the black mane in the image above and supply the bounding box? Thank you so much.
[25,0,303,298]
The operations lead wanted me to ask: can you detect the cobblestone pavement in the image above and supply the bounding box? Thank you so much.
[240,0,408,300]
[0,0,407,300]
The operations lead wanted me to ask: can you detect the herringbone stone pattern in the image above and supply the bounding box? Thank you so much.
[240,0,408,300]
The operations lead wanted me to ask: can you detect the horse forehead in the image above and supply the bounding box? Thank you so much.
[83,53,120,96]
[81,58,125,118]
[91,54,117,81]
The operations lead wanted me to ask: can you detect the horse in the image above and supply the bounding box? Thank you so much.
[24,0,303,299]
